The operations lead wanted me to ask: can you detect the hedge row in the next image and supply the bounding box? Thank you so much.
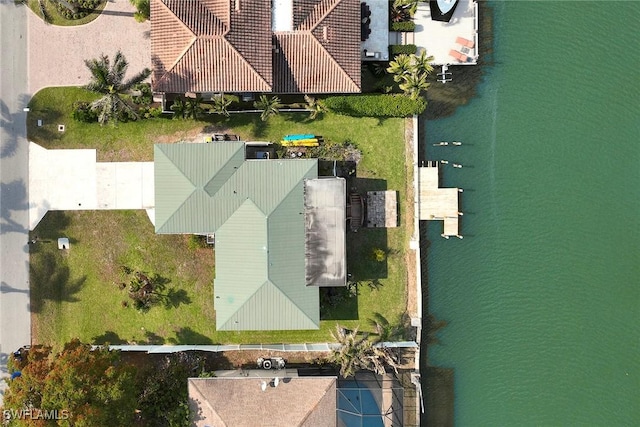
[323,94,426,118]
[390,21,416,32]
[389,44,417,55]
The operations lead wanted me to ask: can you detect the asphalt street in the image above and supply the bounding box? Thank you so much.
[0,0,31,404]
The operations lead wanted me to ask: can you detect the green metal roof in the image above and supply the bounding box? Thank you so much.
[154,143,319,330]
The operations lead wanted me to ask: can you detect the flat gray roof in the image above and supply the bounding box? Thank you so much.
[304,177,347,287]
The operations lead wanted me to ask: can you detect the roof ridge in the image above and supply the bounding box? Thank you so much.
[223,37,272,91]
[298,0,341,32]
[308,34,360,91]
[199,0,230,36]
[189,379,228,427]
[296,378,336,426]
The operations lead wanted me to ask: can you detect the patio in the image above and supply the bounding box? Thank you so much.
[361,0,389,61]
[414,0,479,65]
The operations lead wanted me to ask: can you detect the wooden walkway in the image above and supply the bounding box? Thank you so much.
[418,162,461,237]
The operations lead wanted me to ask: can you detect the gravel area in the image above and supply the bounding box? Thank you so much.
[28,0,151,95]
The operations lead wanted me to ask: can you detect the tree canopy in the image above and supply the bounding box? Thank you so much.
[84,50,151,125]
[4,340,137,426]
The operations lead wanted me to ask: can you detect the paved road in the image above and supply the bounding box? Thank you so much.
[0,0,30,405]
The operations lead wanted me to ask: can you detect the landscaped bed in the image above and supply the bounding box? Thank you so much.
[28,87,411,346]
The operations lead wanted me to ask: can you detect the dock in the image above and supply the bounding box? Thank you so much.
[418,161,461,237]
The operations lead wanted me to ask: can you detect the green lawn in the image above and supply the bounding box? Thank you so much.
[29,87,410,346]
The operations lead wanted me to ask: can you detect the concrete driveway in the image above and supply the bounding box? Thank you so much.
[28,0,151,94]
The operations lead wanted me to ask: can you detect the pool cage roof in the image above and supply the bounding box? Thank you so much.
[336,372,404,427]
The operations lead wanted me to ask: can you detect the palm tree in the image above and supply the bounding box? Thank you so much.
[210,94,232,117]
[393,0,420,17]
[254,95,281,122]
[330,325,372,378]
[84,51,151,125]
[304,95,327,120]
[368,312,405,343]
[399,71,430,100]
[413,50,435,75]
[386,54,413,82]
[170,98,186,119]
[330,324,400,377]
[184,95,204,120]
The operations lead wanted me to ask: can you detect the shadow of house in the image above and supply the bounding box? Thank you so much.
[346,178,391,281]
[29,251,85,313]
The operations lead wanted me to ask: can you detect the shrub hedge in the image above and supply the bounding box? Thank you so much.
[323,94,426,118]
[389,44,417,55]
[390,21,416,32]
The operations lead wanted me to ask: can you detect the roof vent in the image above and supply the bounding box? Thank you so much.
[322,26,328,41]
[235,0,240,11]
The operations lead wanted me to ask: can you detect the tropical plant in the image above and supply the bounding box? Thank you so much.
[399,71,430,100]
[84,50,151,125]
[254,95,281,122]
[170,97,186,119]
[304,95,327,120]
[184,95,205,120]
[368,312,406,343]
[387,54,413,82]
[413,49,435,75]
[329,324,399,377]
[210,94,232,117]
[393,0,421,17]
[4,340,137,426]
[130,0,150,22]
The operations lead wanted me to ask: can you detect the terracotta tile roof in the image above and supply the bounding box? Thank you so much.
[151,0,272,93]
[188,377,337,427]
[151,0,360,94]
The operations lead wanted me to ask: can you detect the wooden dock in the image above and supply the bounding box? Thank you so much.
[418,162,461,237]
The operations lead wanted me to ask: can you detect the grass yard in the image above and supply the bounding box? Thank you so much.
[29,87,410,346]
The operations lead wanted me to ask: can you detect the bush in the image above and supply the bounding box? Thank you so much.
[132,83,153,106]
[389,44,417,55]
[390,21,416,32]
[187,234,209,250]
[71,101,98,123]
[323,94,426,117]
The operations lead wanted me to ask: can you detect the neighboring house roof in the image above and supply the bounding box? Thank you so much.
[151,0,361,94]
[154,142,320,330]
[188,377,337,427]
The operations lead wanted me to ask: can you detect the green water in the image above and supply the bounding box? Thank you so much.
[425,2,640,425]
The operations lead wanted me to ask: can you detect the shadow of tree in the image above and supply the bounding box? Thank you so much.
[162,288,191,309]
[92,330,126,345]
[168,327,213,345]
[0,282,29,294]
[142,330,166,345]
[0,180,29,235]
[29,251,85,313]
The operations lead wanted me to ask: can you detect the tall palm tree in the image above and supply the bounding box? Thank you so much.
[413,50,435,75]
[330,324,400,377]
[84,51,151,125]
[330,325,372,378]
[210,94,232,117]
[254,95,281,122]
[386,54,413,82]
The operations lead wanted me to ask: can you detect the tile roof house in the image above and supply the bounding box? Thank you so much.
[151,0,361,94]
[154,142,346,331]
[188,376,337,426]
